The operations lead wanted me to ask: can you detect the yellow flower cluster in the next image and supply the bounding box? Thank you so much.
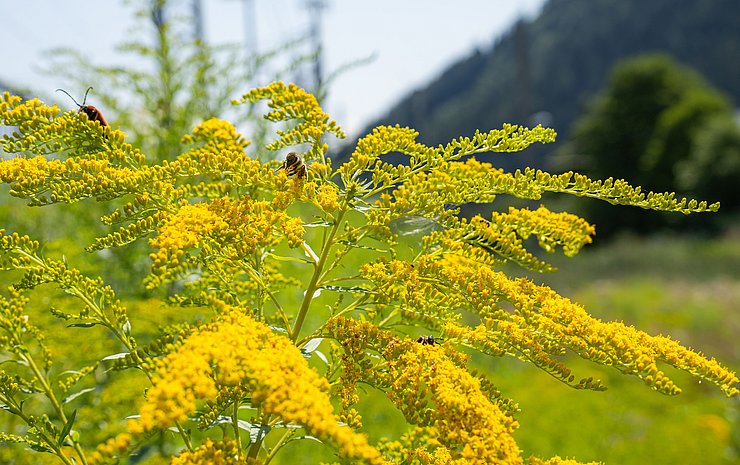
[316,183,341,213]
[170,438,245,465]
[487,206,595,256]
[339,125,433,180]
[0,153,151,207]
[526,456,601,465]
[329,318,606,465]
[370,156,717,242]
[416,205,595,273]
[458,256,737,394]
[1,92,130,156]
[181,118,250,151]
[359,255,739,396]
[177,118,269,188]
[148,197,304,286]
[359,259,460,327]
[89,432,132,465]
[127,309,386,464]
[149,203,227,275]
[387,343,521,464]
[0,93,60,131]
[329,318,523,465]
[235,82,345,159]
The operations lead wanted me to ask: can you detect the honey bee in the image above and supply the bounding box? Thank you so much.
[280,152,307,179]
[416,335,442,346]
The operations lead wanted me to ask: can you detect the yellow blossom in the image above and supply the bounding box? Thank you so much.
[148,197,304,285]
[317,183,341,213]
[328,318,521,465]
[126,309,386,464]
[359,256,739,396]
[170,438,245,465]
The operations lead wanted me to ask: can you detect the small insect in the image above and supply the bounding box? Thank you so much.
[280,152,307,178]
[55,86,108,127]
[416,335,442,346]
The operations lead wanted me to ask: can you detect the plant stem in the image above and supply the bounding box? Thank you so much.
[232,401,242,454]
[21,353,88,465]
[246,407,265,460]
[263,428,294,465]
[291,208,346,342]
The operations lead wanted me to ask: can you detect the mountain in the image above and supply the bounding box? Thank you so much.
[338,0,740,168]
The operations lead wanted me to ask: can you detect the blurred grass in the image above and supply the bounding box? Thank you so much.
[481,232,740,464]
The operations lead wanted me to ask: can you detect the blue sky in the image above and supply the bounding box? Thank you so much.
[1,0,545,137]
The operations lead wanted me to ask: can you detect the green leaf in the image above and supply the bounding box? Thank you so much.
[303,220,334,228]
[101,352,130,361]
[248,424,270,444]
[236,419,253,431]
[62,387,95,405]
[336,240,388,252]
[67,322,102,328]
[58,409,76,447]
[300,338,324,359]
[122,320,132,337]
[28,443,53,453]
[314,350,329,365]
[318,285,371,294]
[0,358,29,367]
[390,215,441,236]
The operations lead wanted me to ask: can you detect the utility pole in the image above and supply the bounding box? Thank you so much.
[192,0,204,42]
[305,0,326,94]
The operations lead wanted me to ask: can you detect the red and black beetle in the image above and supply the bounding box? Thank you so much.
[56,86,108,127]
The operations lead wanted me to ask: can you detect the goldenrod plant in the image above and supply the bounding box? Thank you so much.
[0,83,736,465]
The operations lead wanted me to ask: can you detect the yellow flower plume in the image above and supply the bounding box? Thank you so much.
[127,309,386,464]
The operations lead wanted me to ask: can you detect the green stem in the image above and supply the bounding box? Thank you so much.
[291,208,346,342]
[20,352,88,465]
[232,401,242,454]
[242,263,290,329]
[14,248,194,452]
[263,428,295,465]
[14,408,74,465]
[246,408,264,460]
[377,308,399,328]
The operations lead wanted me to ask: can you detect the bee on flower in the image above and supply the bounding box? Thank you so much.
[416,335,442,346]
[280,152,307,179]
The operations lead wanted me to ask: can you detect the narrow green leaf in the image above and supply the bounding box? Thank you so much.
[62,387,95,405]
[318,285,371,294]
[28,443,53,453]
[336,240,388,252]
[101,352,129,361]
[58,409,76,447]
[248,424,270,444]
[67,322,101,328]
[390,215,441,236]
[301,338,323,354]
[314,350,329,365]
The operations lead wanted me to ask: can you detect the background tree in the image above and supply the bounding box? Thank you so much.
[558,54,738,238]
[345,0,740,166]
[676,114,740,217]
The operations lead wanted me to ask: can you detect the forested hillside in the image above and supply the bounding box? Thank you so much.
[344,0,740,167]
